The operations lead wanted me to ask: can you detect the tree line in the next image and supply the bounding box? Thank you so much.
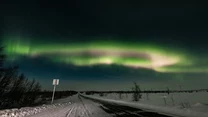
[83,82,208,102]
[83,88,208,95]
[39,90,78,102]
[0,47,41,109]
[0,47,78,109]
[83,82,142,101]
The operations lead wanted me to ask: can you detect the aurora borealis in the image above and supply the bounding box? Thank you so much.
[1,1,208,90]
[3,38,184,72]
[3,37,208,73]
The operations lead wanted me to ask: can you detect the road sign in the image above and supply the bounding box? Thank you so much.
[51,79,59,104]
[53,79,59,85]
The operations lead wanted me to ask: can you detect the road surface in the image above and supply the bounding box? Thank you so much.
[28,95,176,117]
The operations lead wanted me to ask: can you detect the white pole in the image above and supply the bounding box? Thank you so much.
[51,85,56,104]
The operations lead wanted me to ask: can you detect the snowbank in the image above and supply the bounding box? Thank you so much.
[0,102,71,117]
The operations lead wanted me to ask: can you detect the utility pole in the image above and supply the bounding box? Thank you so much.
[51,79,59,104]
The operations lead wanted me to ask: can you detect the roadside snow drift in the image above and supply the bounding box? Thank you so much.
[0,102,71,117]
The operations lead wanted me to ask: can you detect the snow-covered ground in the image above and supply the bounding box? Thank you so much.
[0,95,111,117]
[1,92,208,117]
[90,92,208,115]
[0,96,72,117]
[0,102,72,117]
[28,96,111,117]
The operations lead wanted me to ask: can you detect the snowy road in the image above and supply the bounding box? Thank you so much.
[28,95,110,117]
[26,94,178,117]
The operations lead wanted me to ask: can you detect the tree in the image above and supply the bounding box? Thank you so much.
[9,73,26,106]
[132,82,142,101]
[0,46,42,109]
[0,47,5,68]
[0,66,20,108]
[0,47,6,91]
[22,79,41,105]
[0,66,18,96]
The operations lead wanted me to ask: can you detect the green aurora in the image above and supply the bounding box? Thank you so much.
[2,37,205,73]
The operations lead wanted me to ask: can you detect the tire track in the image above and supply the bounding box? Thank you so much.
[65,105,75,117]
[78,95,92,117]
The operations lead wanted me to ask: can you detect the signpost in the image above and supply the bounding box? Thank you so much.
[51,79,59,104]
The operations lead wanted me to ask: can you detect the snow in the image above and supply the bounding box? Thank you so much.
[0,98,71,117]
[1,92,208,117]
[81,93,208,117]
[90,92,208,113]
[0,95,111,117]
[28,94,111,117]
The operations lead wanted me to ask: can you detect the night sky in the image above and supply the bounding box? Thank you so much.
[1,1,208,91]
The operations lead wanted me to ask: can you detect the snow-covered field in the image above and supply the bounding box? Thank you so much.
[81,93,208,117]
[91,91,208,113]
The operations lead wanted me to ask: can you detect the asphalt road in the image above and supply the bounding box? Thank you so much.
[98,101,172,117]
